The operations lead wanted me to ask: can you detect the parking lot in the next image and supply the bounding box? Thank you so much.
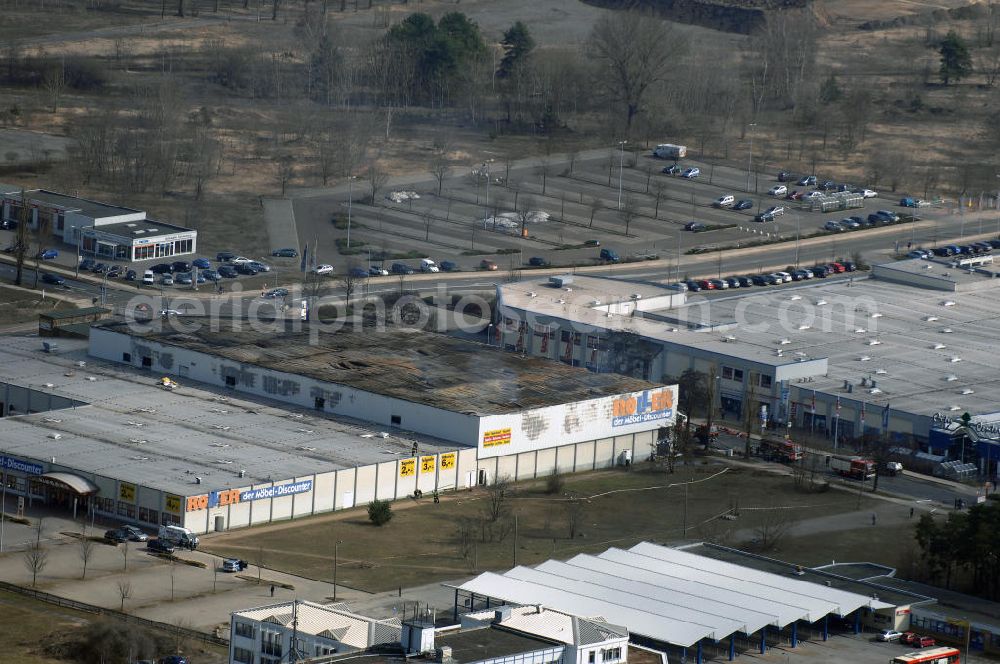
[290,148,966,278]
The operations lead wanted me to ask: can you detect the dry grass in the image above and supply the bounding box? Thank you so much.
[0,284,76,325]
[203,462,880,592]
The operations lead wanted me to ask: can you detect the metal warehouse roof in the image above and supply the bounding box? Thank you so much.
[457,542,894,648]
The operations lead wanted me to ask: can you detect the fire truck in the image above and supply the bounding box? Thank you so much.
[830,455,876,480]
[758,435,803,463]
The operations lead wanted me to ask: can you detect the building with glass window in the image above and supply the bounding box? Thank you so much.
[0,188,196,261]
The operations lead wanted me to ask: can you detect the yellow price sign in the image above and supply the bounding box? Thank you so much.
[118,482,136,503]
[420,455,436,473]
[440,452,456,470]
[165,494,182,514]
[399,458,416,477]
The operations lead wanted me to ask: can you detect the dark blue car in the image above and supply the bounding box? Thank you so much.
[192,257,211,269]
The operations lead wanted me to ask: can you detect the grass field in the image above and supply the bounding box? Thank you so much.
[0,285,75,325]
[204,461,891,593]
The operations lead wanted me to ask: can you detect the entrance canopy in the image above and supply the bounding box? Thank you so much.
[38,472,99,495]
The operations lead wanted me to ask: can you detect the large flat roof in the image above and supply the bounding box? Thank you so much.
[97,322,658,415]
[0,337,462,495]
[17,189,141,219]
[91,218,193,239]
[437,626,559,662]
[457,541,892,648]
[502,268,1000,417]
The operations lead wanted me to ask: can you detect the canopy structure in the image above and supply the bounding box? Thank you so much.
[37,472,99,495]
[457,542,895,649]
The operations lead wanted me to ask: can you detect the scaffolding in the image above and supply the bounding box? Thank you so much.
[805,192,864,213]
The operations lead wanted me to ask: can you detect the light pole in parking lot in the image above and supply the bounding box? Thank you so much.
[333,539,343,602]
[745,123,757,194]
[617,140,627,210]
[346,176,357,251]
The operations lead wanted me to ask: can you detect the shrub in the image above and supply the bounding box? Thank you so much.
[545,473,565,495]
[368,498,393,526]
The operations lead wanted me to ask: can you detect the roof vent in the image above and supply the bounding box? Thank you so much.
[549,275,573,288]
[790,295,802,301]
[870,313,883,318]
[859,355,871,362]
[779,338,791,345]
[942,301,956,307]
[855,328,866,334]
[949,405,962,411]
[950,357,962,363]
[868,339,882,345]
[556,299,565,304]
[591,300,602,306]
[875,369,887,375]
[195,477,202,484]
[869,387,883,394]
[926,316,938,322]
[961,388,974,395]
[48,433,62,440]
[942,328,953,333]
[723,334,737,342]
[816,299,827,306]
[528,292,537,298]
[798,325,811,331]
[946,375,958,382]
[933,343,946,350]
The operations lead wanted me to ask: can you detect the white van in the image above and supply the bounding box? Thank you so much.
[420,258,439,273]
[713,195,735,208]
[158,525,200,549]
[652,143,687,159]
[142,270,155,285]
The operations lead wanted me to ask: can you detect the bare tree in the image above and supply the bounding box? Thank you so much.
[751,506,798,552]
[485,475,511,522]
[589,196,604,228]
[421,209,434,242]
[23,542,48,587]
[339,267,359,306]
[255,545,265,584]
[79,536,96,580]
[275,156,294,196]
[120,541,129,570]
[535,158,553,195]
[12,189,29,286]
[366,162,388,206]
[619,196,638,235]
[588,11,684,134]
[42,59,66,113]
[117,578,133,611]
[429,151,451,196]
[652,180,667,219]
[516,196,536,238]
[564,496,585,539]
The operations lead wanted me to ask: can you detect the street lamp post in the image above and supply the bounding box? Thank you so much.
[746,123,757,194]
[482,161,493,228]
[333,539,343,602]
[618,140,628,210]
[346,176,357,251]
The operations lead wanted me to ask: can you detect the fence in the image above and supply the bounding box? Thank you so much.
[0,579,229,646]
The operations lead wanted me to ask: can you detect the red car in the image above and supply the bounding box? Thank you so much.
[786,190,803,200]
[900,632,918,645]
[916,636,936,648]
[828,262,846,273]
[698,279,716,290]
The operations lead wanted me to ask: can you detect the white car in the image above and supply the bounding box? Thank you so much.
[878,630,903,642]
[861,189,878,198]
[769,185,787,197]
[681,167,700,179]
[420,258,439,273]
[160,309,183,317]
[314,264,334,275]
[230,256,253,264]
[804,190,824,200]
[775,271,793,283]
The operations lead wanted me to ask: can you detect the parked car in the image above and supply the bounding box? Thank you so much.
[684,222,706,231]
[785,190,803,200]
[713,195,736,208]
[878,630,903,642]
[764,206,785,217]
[91,263,108,274]
[37,248,59,260]
[734,199,753,210]
[661,164,682,175]
[369,265,389,276]
[263,288,289,299]
[797,175,817,186]
[41,273,65,286]
[107,265,124,279]
[754,212,775,222]
[171,261,192,273]
[666,282,688,292]
[221,558,243,573]
[248,261,271,273]
[842,261,857,272]
[916,637,936,648]
[420,258,439,273]
[79,258,96,271]
[821,180,838,190]
[392,262,415,275]
[201,269,220,281]
[218,265,238,278]
[104,529,129,544]
[812,265,830,278]
[583,239,601,247]
[599,248,620,262]
[348,267,368,278]
[150,263,172,274]
[160,275,174,286]
[148,538,176,554]
[439,261,459,272]
[192,257,211,269]
[271,248,299,258]
[684,280,702,292]
[230,256,252,264]
[313,264,334,275]
[142,270,155,285]
[708,278,728,290]
[0,219,18,230]
[840,218,860,229]
[698,279,715,290]
[528,256,550,267]
[737,276,753,287]
[803,190,824,200]
[125,269,137,281]
[680,167,700,179]
[790,270,808,281]
[235,263,258,276]
[751,275,770,286]
[769,185,787,197]
[723,277,741,289]
[824,220,844,232]
[216,251,236,262]
[120,525,148,542]
[877,209,900,222]
[777,171,794,182]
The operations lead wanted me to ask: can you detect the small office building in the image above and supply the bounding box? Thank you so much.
[0,188,196,262]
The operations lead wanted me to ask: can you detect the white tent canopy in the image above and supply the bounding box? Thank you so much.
[456,542,894,649]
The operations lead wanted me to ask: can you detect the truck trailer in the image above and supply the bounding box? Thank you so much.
[653,144,687,159]
[759,436,803,463]
[830,455,876,480]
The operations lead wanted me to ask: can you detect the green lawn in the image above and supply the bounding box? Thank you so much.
[0,285,75,325]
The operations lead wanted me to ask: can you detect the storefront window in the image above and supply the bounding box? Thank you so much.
[117,501,136,519]
[137,506,159,525]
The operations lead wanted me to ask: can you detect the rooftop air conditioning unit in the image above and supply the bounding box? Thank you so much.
[528,292,537,298]
[926,316,939,322]
[549,275,573,288]
[946,375,958,382]
[961,388,974,395]
[933,343,946,349]
[48,433,62,440]
[630,293,642,300]
[591,300,602,306]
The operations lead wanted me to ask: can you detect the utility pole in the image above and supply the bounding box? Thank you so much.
[333,539,343,601]
[512,513,518,567]
[745,123,757,194]
[346,176,355,250]
[617,140,627,210]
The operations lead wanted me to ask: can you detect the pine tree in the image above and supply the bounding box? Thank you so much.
[939,30,972,85]
[497,21,535,79]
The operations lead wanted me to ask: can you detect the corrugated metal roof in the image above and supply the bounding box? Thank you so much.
[234,600,400,649]
[457,542,896,648]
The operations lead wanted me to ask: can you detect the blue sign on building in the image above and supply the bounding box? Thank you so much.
[1,455,44,475]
